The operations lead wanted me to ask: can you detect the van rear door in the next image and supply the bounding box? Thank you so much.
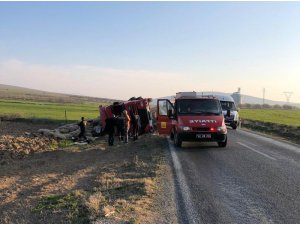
[157,99,174,135]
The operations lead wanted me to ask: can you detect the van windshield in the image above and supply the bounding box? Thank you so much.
[220,101,236,111]
[176,99,222,115]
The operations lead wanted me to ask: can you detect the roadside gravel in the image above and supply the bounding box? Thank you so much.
[152,146,178,223]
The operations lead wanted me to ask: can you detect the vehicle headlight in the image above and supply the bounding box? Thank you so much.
[217,126,227,134]
[180,126,191,131]
[235,114,239,121]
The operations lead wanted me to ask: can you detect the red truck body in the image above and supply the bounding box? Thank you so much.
[100,98,153,134]
[156,92,227,147]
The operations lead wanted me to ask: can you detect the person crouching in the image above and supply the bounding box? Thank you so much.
[78,117,87,141]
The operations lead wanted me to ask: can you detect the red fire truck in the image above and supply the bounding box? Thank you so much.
[100,97,153,135]
[156,92,227,147]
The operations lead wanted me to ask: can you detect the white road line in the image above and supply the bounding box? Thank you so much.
[248,143,258,147]
[167,138,198,223]
[237,142,277,161]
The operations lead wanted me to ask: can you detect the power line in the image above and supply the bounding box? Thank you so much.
[283,91,293,104]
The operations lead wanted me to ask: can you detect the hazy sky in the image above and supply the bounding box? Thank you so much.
[0,2,300,102]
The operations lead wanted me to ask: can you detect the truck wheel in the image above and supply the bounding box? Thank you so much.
[218,137,227,148]
[170,132,174,140]
[174,131,182,147]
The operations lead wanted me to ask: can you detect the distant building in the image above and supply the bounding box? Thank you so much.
[231,88,242,106]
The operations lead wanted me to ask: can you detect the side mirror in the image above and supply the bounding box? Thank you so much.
[237,108,240,112]
[226,109,231,117]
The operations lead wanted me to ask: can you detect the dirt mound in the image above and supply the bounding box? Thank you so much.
[0,119,101,164]
[0,135,58,161]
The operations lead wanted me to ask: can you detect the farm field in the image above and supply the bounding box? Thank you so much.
[0,84,117,104]
[240,109,300,127]
[0,99,102,121]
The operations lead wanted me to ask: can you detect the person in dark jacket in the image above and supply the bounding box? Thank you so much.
[105,116,117,146]
[78,117,87,141]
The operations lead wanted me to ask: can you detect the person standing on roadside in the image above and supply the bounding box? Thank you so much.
[123,109,131,143]
[78,117,87,141]
[129,109,139,141]
[105,115,116,146]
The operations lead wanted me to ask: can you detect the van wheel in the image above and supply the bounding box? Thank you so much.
[231,123,237,130]
[218,137,227,148]
[174,131,182,147]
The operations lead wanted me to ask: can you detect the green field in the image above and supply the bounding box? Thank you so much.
[240,109,300,127]
[0,100,102,121]
[2,99,299,126]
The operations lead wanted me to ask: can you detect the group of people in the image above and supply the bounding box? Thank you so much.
[76,106,140,146]
[105,108,139,146]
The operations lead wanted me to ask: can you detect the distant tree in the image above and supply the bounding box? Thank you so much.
[243,103,252,109]
[253,104,262,109]
[273,104,282,109]
[262,104,271,109]
[283,104,293,110]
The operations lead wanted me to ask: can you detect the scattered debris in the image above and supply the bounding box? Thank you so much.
[74,141,88,145]
[38,119,101,141]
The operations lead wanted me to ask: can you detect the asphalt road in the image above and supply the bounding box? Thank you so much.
[169,129,300,223]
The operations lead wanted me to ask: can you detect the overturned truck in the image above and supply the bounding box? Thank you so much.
[100,97,154,136]
[37,97,153,141]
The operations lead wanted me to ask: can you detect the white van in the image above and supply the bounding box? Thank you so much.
[214,95,239,129]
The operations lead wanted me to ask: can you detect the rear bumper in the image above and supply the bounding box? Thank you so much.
[178,132,227,142]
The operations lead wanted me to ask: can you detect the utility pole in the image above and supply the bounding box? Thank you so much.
[65,110,67,124]
[283,91,293,104]
[263,88,265,106]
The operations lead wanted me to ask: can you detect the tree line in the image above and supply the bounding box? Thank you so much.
[239,103,299,110]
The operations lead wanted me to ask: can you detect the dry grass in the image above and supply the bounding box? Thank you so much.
[0,131,169,223]
[89,159,161,223]
[85,192,103,214]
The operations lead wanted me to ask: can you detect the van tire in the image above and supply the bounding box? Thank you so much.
[231,123,237,130]
[174,131,182,147]
[218,137,227,148]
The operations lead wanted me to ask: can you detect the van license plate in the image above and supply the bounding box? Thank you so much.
[196,134,211,139]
